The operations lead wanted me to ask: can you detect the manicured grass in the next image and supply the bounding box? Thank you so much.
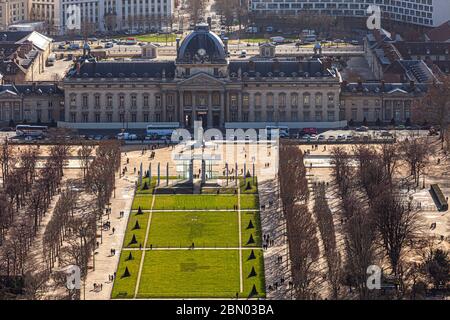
[240,177,258,194]
[111,250,142,299]
[136,176,178,194]
[132,194,153,210]
[122,210,150,248]
[153,195,239,210]
[240,194,259,209]
[137,250,240,298]
[242,249,266,298]
[119,33,178,43]
[241,211,262,247]
[147,211,239,248]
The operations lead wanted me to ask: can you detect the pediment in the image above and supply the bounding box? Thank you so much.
[0,90,19,98]
[178,72,225,87]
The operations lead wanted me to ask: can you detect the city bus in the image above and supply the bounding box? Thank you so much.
[16,125,48,137]
[146,123,180,140]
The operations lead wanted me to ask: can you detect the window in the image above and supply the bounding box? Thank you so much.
[107,95,113,107]
[315,111,323,121]
[119,113,125,123]
[167,94,174,106]
[70,94,76,107]
[315,93,322,107]
[243,94,249,108]
[303,111,310,121]
[107,113,113,122]
[254,93,261,107]
[303,93,310,106]
[291,93,298,108]
[266,111,274,121]
[266,93,274,107]
[291,111,298,121]
[279,93,286,107]
[131,113,137,122]
[242,111,249,122]
[94,95,100,108]
[230,94,238,107]
[131,95,137,107]
[327,93,334,106]
[82,95,88,108]
[184,92,192,106]
[155,95,161,108]
[82,113,89,122]
[143,113,149,122]
[254,111,261,121]
[143,95,149,107]
[95,113,101,122]
[327,111,335,121]
[351,108,357,120]
[119,94,125,108]
[70,112,76,122]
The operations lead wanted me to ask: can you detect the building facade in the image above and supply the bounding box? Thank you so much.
[0,0,28,30]
[340,80,427,124]
[249,0,450,28]
[0,83,64,125]
[29,0,174,35]
[62,24,343,129]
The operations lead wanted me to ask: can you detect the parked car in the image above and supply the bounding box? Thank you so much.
[355,126,369,132]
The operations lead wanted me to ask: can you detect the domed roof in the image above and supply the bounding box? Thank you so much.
[177,23,227,63]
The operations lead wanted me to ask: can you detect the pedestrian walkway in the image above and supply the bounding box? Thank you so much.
[258,171,293,300]
[81,174,136,300]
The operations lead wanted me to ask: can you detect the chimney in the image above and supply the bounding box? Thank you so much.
[249,60,255,72]
[76,62,81,75]
[381,80,386,92]
[357,78,363,90]
[341,80,348,89]
[409,80,415,90]
[32,82,36,92]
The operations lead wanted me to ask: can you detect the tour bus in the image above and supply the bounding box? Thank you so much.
[16,125,48,137]
[146,123,180,140]
[264,126,290,139]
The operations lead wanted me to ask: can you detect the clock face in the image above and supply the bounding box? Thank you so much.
[197,48,206,56]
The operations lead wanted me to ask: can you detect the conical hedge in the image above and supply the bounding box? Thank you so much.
[126,252,133,261]
[121,266,131,278]
[248,266,257,278]
[132,220,141,230]
[246,234,255,245]
[247,250,256,261]
[129,234,138,245]
[246,219,254,229]
[249,284,258,297]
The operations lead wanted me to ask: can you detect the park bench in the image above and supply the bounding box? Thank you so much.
[429,184,448,211]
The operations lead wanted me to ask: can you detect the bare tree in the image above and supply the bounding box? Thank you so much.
[400,138,429,186]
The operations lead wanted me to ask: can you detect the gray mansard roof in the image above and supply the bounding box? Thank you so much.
[0,83,63,96]
[229,59,334,78]
[66,61,177,79]
[341,82,428,95]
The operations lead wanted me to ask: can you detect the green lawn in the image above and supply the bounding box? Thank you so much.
[132,194,153,210]
[122,210,151,248]
[118,33,178,43]
[241,211,262,247]
[240,178,258,194]
[136,176,178,195]
[147,211,239,248]
[111,250,142,299]
[240,194,259,209]
[242,249,266,298]
[137,250,240,298]
[153,195,239,210]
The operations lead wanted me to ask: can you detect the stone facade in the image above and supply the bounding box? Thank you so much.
[63,24,342,129]
[0,83,64,125]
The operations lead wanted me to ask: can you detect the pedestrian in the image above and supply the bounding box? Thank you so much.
[112,227,115,234]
